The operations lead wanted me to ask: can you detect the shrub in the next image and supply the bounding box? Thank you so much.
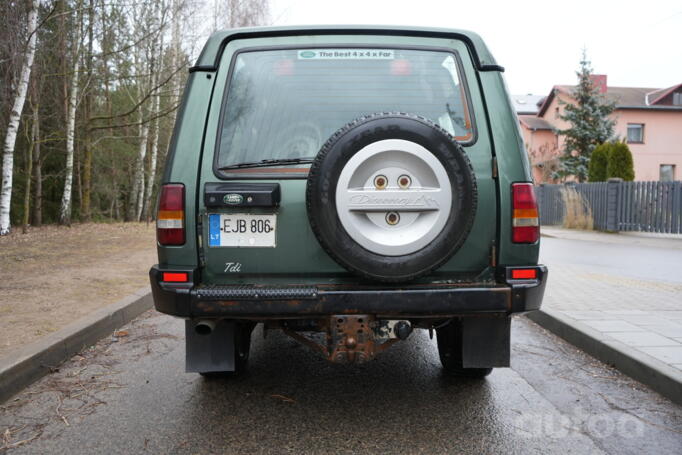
[607,141,635,181]
[588,143,609,182]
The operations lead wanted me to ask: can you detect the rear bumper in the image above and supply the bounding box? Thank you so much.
[150,265,547,319]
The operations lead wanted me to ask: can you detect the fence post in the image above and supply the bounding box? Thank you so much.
[606,178,623,232]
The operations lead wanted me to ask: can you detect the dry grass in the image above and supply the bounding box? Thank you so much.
[561,187,594,230]
[0,222,156,358]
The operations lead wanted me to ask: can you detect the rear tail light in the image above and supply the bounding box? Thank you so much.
[512,183,539,243]
[157,184,185,245]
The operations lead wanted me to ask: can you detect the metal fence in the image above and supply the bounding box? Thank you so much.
[536,180,682,233]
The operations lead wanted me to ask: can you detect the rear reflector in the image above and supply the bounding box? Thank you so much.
[162,272,188,282]
[511,269,537,280]
[512,183,539,243]
[157,184,185,245]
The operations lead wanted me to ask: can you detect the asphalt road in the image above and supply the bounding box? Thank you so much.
[540,236,682,284]
[1,312,680,454]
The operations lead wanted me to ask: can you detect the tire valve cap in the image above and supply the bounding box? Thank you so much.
[394,321,412,340]
[385,212,400,225]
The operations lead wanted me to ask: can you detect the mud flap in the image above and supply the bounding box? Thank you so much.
[185,320,236,373]
[461,316,511,368]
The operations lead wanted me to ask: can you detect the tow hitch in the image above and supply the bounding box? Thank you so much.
[282,315,409,364]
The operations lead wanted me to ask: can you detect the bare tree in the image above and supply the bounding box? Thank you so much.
[59,0,84,225]
[0,0,39,235]
[142,1,167,221]
[1,0,271,231]
[211,0,269,30]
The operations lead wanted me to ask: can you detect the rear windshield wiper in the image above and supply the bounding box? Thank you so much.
[218,157,315,171]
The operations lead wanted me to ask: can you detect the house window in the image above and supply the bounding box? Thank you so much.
[674,92,682,106]
[627,123,644,143]
[660,165,675,182]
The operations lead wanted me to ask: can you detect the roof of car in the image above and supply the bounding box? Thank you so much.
[193,25,500,71]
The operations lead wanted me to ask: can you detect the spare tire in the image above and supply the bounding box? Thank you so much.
[306,113,477,282]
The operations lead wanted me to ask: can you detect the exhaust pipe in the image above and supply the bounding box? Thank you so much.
[195,320,215,336]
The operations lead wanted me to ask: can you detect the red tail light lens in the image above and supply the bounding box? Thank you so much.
[511,268,537,280]
[512,183,539,243]
[157,184,185,245]
[162,272,189,282]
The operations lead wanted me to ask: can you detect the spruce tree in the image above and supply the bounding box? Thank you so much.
[554,51,616,182]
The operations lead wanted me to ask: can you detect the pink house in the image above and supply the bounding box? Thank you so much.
[518,77,682,183]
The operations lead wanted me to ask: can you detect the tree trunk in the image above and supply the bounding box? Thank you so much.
[22,101,39,233]
[32,110,42,227]
[59,1,83,226]
[0,0,39,235]
[143,3,165,221]
[81,0,95,221]
[128,85,149,222]
[143,112,160,221]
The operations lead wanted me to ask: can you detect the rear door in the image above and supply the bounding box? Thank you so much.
[197,34,497,285]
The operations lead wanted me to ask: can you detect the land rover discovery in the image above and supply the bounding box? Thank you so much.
[150,25,547,378]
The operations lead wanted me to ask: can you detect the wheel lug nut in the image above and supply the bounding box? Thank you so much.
[398,175,411,189]
[385,212,400,225]
[374,175,387,190]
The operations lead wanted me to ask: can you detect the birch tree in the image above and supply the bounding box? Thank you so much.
[0,0,39,235]
[142,2,167,221]
[127,1,152,221]
[59,0,84,225]
[1,0,272,229]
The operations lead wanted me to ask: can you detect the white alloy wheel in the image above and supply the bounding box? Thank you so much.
[335,139,452,256]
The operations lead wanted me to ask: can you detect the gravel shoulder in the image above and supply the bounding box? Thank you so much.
[0,223,156,358]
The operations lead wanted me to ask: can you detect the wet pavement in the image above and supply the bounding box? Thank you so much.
[1,311,680,454]
[540,232,682,373]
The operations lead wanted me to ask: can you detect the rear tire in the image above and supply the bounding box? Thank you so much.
[436,320,493,378]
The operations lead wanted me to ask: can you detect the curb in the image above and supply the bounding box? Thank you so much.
[0,287,153,404]
[527,308,682,406]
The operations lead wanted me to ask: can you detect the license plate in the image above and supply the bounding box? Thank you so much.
[208,213,276,247]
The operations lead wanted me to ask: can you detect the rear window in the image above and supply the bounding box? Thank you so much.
[216,48,474,169]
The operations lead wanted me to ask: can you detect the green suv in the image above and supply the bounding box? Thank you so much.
[150,25,547,377]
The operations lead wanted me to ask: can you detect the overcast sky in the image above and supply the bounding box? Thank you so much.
[269,0,682,96]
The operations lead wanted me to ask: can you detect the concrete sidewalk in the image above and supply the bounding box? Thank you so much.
[533,227,682,403]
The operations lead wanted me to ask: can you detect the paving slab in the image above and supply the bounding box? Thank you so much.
[607,331,680,347]
[535,229,682,405]
[581,320,647,333]
[638,347,682,365]
[644,323,682,339]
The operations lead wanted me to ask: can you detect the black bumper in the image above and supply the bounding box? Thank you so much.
[150,265,547,319]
